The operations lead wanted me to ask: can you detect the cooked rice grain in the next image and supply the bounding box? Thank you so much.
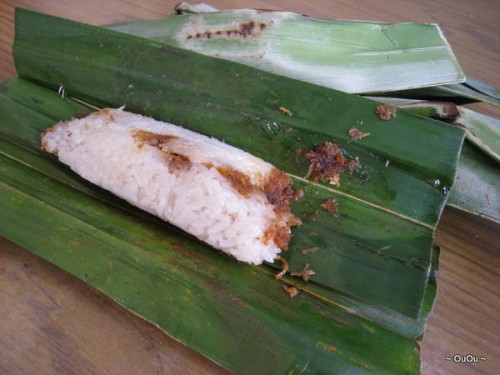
[41,108,300,265]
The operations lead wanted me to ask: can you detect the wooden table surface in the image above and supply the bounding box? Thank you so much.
[1,1,499,374]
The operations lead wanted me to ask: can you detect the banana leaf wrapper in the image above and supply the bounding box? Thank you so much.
[0,8,466,374]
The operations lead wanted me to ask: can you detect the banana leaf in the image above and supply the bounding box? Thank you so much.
[373,84,500,106]
[107,4,464,94]
[456,107,500,163]
[14,9,463,228]
[378,99,499,163]
[105,3,500,226]
[11,7,466,319]
[448,142,500,223]
[109,2,500,108]
[0,77,426,375]
[367,98,499,222]
[0,77,439,342]
[0,8,466,373]
[11,6,465,322]
[463,77,500,102]
[1,131,422,375]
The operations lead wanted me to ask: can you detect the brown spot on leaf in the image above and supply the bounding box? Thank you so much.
[305,142,359,186]
[317,341,337,352]
[301,246,319,255]
[321,198,339,217]
[301,210,318,222]
[348,128,370,140]
[291,263,316,281]
[226,294,250,308]
[375,104,397,120]
[293,188,304,201]
[283,286,299,298]
[171,243,192,257]
[186,20,270,42]
[279,106,293,116]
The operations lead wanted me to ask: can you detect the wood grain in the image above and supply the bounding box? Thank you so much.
[0,238,230,375]
[424,208,500,375]
[1,1,499,374]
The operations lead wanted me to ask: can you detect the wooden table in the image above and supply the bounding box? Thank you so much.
[1,1,499,374]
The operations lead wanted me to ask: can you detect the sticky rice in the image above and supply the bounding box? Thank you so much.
[41,108,301,265]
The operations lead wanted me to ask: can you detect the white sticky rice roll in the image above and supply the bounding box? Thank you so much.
[41,108,300,265]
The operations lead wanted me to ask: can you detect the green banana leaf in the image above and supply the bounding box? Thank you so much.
[0,76,440,342]
[11,6,465,321]
[448,142,500,223]
[377,99,499,163]
[0,76,424,375]
[456,107,500,163]
[13,9,463,228]
[368,98,499,222]
[107,4,464,94]
[108,2,499,108]
[11,7,466,321]
[0,8,467,374]
[373,84,500,106]
[1,141,423,375]
[462,77,500,102]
